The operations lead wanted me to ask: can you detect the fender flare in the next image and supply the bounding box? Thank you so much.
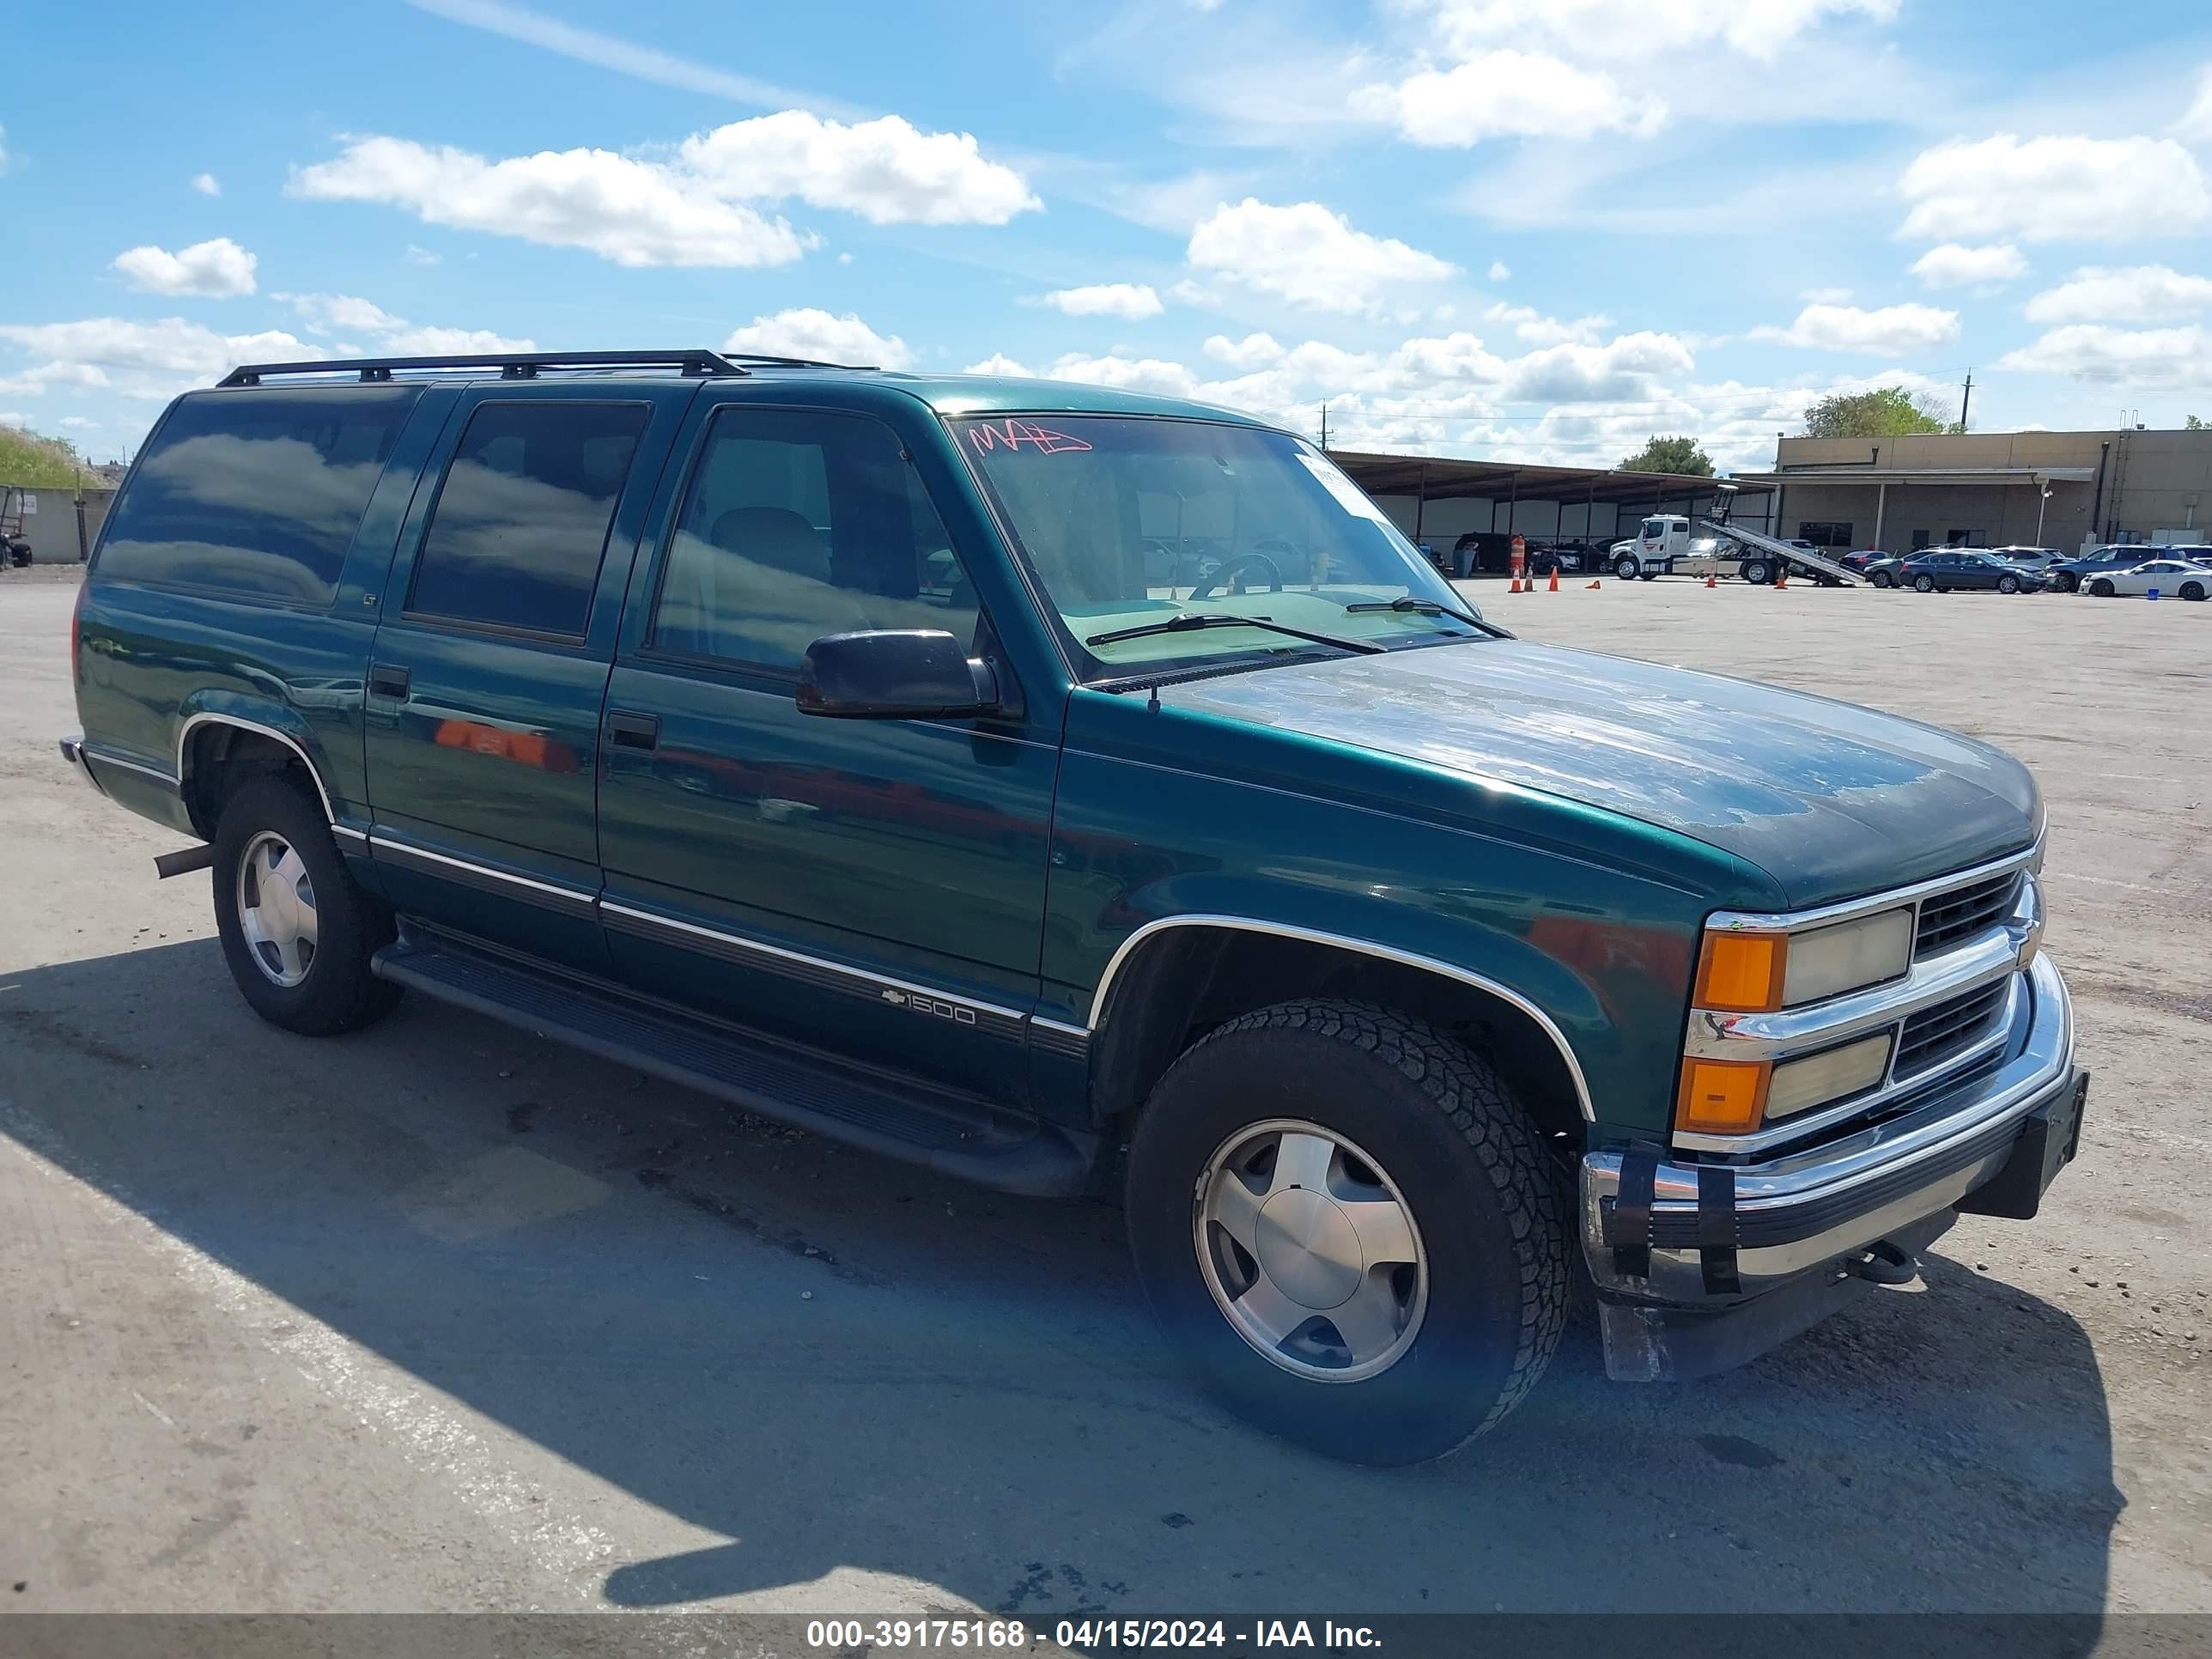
[175,710,339,823]
[1085,914,1596,1121]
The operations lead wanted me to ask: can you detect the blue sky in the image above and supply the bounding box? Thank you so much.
[7,0,2212,471]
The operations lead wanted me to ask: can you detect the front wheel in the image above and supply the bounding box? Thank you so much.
[1913,574,1936,592]
[1125,1000,1566,1466]
[212,777,401,1036]
[2091,578,2116,597]
[1870,568,1894,588]
[1997,574,2021,594]
[1613,555,1640,580]
[2053,573,2078,592]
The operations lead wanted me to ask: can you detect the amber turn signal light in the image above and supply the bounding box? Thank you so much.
[1695,930,1787,1013]
[1677,1057,1772,1135]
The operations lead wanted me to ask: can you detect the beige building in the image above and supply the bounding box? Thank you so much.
[1745,428,2212,556]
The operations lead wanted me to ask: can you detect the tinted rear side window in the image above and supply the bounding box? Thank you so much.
[407,400,648,637]
[95,387,419,605]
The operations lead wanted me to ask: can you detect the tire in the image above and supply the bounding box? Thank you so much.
[1125,1000,1567,1466]
[2091,578,2115,598]
[2053,573,2077,592]
[1639,571,1656,581]
[1997,574,2020,594]
[1870,569,1893,588]
[1613,554,1640,580]
[1742,558,1771,586]
[1913,574,1936,592]
[2182,581,2206,602]
[211,775,401,1036]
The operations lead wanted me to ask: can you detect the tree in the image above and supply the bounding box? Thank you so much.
[1619,434,1713,475]
[1802,386,1953,439]
[2187,415,2207,430]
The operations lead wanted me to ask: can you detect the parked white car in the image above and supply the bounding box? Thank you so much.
[2081,558,2212,599]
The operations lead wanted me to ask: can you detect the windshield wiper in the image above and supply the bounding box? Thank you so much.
[1340,594,1510,638]
[1084,612,1384,655]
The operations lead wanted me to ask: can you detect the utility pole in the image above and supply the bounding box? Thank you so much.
[1959,371,1972,434]
[1319,403,1329,450]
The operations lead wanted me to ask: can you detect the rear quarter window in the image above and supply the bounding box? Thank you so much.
[94,386,421,605]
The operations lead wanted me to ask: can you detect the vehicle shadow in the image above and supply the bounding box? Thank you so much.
[0,940,2124,1625]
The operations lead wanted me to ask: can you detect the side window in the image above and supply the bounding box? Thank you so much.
[407,400,648,636]
[95,386,418,604]
[650,408,980,671]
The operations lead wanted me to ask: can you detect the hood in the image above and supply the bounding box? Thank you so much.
[1156,640,2038,908]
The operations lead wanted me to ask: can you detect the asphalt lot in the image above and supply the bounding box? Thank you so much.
[3,565,2207,1627]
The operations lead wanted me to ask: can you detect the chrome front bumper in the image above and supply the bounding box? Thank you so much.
[1582,950,2076,1371]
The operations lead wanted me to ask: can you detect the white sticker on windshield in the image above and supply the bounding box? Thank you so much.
[1295,451,1391,525]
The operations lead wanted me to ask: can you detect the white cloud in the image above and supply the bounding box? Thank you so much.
[1404,0,1900,62]
[0,318,314,377]
[276,292,403,333]
[1487,260,1510,282]
[1033,283,1164,319]
[1750,301,1959,354]
[963,353,1034,377]
[1353,50,1655,145]
[1484,301,1611,345]
[1203,331,1286,369]
[404,243,441,265]
[1898,134,2212,244]
[2023,265,2212,325]
[191,172,221,197]
[290,136,812,269]
[1907,244,2026,289]
[1800,286,1853,303]
[2179,65,2212,144]
[1187,198,1458,313]
[1996,324,2212,387]
[676,112,1036,226]
[1036,354,1203,398]
[723,308,913,368]
[59,415,98,428]
[0,360,112,397]
[111,237,258,297]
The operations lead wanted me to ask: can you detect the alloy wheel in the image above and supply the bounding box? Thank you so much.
[1194,1119,1428,1384]
[236,830,319,988]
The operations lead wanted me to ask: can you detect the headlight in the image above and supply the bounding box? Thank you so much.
[1783,908,1912,1005]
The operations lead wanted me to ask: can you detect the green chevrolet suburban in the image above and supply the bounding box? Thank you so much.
[61,349,2086,1463]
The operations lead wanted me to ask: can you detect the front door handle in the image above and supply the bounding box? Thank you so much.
[606,710,660,751]
[368,662,411,700]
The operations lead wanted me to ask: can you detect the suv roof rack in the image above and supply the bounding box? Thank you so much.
[217,349,856,388]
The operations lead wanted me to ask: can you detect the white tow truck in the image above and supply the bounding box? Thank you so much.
[1607,512,1863,586]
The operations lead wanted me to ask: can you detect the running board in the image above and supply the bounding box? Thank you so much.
[371,932,1098,1197]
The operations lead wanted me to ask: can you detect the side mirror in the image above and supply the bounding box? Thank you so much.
[797,629,1001,720]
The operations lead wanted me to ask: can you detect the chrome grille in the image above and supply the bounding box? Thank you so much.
[1895,979,2009,1078]
[1916,870,2023,957]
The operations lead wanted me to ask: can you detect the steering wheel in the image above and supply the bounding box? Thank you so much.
[1188,550,1285,600]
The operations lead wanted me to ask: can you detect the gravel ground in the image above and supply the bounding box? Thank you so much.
[1,570,2205,1628]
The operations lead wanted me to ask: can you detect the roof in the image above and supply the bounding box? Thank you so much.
[1326,449,1774,504]
[1747,465,2099,487]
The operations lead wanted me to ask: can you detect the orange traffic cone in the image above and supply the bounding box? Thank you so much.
[1775,568,1788,589]
[1547,568,1560,592]
[1705,574,1717,588]
[1586,579,1601,589]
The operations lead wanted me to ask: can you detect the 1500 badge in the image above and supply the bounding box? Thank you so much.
[881,988,979,1025]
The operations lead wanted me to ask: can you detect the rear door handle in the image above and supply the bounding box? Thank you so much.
[606,710,660,751]
[368,662,411,700]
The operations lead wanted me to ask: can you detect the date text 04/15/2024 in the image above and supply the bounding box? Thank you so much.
[802,1620,1381,1652]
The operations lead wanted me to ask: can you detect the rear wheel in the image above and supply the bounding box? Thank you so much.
[1741,557,1772,586]
[2091,578,2116,597]
[211,777,401,1036]
[1125,1000,1566,1466]
[2182,581,2206,602]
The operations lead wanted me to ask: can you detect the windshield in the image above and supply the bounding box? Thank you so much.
[954,415,1486,680]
